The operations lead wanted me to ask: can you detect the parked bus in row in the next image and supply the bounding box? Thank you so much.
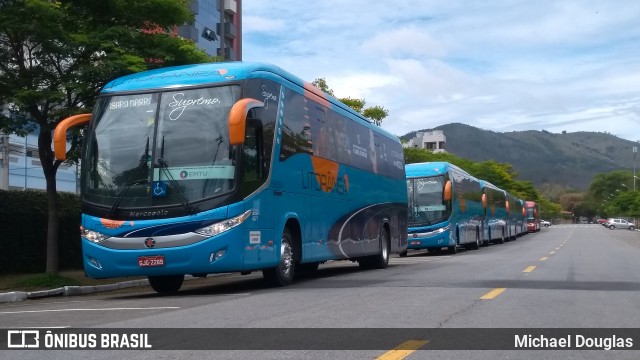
[524,201,541,232]
[505,191,526,239]
[405,162,484,255]
[53,62,408,294]
[479,180,508,245]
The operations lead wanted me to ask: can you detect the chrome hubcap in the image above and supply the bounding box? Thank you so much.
[381,233,388,261]
[280,240,292,276]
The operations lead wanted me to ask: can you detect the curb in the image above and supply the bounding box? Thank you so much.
[0,279,151,304]
[0,275,229,304]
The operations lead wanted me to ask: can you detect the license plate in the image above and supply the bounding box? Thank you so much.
[138,255,165,267]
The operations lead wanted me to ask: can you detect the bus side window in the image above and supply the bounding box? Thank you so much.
[241,118,265,198]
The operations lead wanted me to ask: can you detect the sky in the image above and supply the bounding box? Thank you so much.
[241,0,640,142]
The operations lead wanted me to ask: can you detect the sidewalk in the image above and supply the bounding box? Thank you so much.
[0,273,229,303]
[0,278,152,303]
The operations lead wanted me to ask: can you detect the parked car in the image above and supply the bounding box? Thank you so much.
[605,218,635,230]
[597,218,608,225]
[540,219,551,228]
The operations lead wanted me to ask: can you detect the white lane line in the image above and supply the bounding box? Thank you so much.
[0,306,180,315]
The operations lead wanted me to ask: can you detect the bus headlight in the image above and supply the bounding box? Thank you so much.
[81,228,110,243]
[194,210,252,237]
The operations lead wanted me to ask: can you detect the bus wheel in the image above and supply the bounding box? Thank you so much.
[497,230,505,244]
[148,275,184,294]
[359,227,390,269]
[263,228,295,286]
[470,231,480,250]
[448,245,457,254]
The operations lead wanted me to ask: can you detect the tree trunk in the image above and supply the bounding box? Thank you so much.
[45,173,59,274]
[39,125,60,274]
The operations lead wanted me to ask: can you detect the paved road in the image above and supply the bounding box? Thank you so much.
[2,224,640,359]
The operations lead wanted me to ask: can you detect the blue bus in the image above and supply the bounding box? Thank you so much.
[53,62,408,293]
[505,191,526,239]
[479,180,508,245]
[404,162,484,255]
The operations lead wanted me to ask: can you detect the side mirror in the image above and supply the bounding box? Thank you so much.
[228,98,264,145]
[443,180,452,201]
[53,114,92,160]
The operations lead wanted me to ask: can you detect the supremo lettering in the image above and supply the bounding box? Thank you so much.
[168,92,220,120]
[109,97,152,109]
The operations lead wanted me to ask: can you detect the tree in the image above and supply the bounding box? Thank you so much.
[311,78,389,126]
[558,193,584,214]
[0,0,217,274]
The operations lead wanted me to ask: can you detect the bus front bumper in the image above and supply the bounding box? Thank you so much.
[80,229,276,279]
[407,226,452,249]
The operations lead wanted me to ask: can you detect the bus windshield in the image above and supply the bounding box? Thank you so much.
[526,208,536,221]
[82,85,242,209]
[407,175,449,225]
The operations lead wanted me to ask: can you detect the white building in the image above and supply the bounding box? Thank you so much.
[3,132,78,193]
[404,130,447,153]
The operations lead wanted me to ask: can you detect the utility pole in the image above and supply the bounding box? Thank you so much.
[0,134,9,190]
[634,145,637,192]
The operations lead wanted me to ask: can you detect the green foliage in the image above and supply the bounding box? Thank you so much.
[311,78,389,126]
[0,0,215,130]
[401,123,638,191]
[311,78,334,96]
[0,0,217,273]
[362,105,389,126]
[538,197,562,219]
[0,190,81,274]
[14,273,81,288]
[339,97,365,113]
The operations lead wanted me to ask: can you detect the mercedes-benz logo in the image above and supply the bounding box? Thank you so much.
[144,237,156,248]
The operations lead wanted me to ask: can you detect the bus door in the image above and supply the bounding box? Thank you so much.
[241,117,275,269]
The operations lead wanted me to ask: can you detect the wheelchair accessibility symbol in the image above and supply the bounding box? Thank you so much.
[152,181,167,197]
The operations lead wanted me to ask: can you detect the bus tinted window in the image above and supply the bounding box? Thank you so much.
[333,113,351,165]
[347,119,376,173]
[279,88,312,160]
[309,101,336,161]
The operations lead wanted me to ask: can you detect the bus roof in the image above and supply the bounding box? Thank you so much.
[100,61,399,141]
[102,62,295,93]
[479,179,501,191]
[405,161,464,178]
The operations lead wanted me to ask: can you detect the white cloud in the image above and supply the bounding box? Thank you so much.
[360,27,448,58]
[242,0,640,141]
[242,15,286,33]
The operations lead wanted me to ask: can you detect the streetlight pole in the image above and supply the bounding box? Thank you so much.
[634,145,637,191]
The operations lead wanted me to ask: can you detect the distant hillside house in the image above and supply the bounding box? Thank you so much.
[404,130,446,152]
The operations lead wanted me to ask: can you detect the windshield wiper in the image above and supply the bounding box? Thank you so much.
[157,136,196,214]
[109,178,148,216]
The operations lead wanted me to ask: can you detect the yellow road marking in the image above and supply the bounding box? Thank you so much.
[540,257,549,261]
[376,340,429,360]
[480,288,507,300]
[523,266,536,273]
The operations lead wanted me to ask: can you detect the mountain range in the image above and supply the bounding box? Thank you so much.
[400,123,639,191]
